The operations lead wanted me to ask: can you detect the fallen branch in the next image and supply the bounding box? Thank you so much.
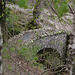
[41,65,67,75]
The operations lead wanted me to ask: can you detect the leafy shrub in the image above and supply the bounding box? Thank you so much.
[6,10,20,36]
[8,27,20,36]
[8,0,28,9]
[18,0,28,9]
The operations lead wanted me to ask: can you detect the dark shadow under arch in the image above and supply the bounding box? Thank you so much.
[36,47,67,69]
[37,48,60,55]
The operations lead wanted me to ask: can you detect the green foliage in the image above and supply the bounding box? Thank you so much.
[10,48,15,52]
[2,48,11,59]
[8,0,28,9]
[3,48,7,53]
[36,32,39,36]
[54,0,60,3]
[53,0,70,17]
[5,43,44,68]
[6,10,21,36]
[8,0,17,4]
[74,0,75,4]
[58,3,69,17]
[8,27,20,35]
[18,40,22,42]
[7,65,12,71]
[6,9,40,36]
[17,44,40,62]
[3,53,11,59]
[18,0,28,9]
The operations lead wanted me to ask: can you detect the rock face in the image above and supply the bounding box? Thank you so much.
[35,33,68,58]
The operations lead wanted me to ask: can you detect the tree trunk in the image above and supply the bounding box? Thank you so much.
[67,2,75,75]
[0,0,7,43]
[0,27,3,75]
[33,0,42,18]
[28,0,42,29]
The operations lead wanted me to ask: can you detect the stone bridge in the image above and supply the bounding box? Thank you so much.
[32,32,68,65]
[8,28,69,59]
[7,3,72,57]
[35,33,68,57]
[7,3,71,58]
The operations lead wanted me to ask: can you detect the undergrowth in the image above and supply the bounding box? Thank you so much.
[6,9,20,37]
[6,8,41,37]
[2,42,44,70]
[2,40,65,72]
[8,0,28,9]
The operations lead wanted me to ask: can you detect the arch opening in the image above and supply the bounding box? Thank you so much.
[36,48,65,69]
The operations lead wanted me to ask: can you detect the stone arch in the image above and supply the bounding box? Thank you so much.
[36,47,65,68]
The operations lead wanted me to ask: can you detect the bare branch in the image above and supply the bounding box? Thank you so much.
[41,66,66,75]
[47,0,58,16]
[59,2,74,14]
[39,58,67,75]
[68,4,74,14]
